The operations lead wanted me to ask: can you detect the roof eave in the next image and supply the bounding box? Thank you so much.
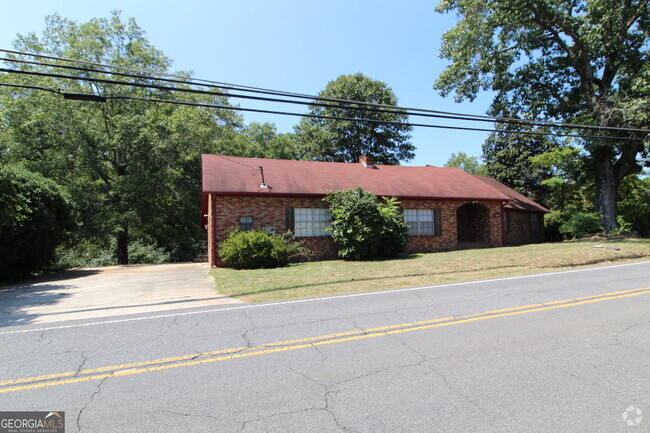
[201,190,512,202]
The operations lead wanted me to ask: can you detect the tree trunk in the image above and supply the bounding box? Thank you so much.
[116,226,129,265]
[593,147,618,232]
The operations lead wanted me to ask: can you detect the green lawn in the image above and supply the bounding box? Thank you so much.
[210,237,650,303]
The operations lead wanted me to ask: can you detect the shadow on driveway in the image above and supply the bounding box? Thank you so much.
[0,283,74,327]
[0,263,240,327]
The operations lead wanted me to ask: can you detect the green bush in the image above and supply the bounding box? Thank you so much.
[55,239,170,269]
[560,212,603,238]
[218,230,303,269]
[55,241,117,269]
[544,211,569,242]
[128,240,171,264]
[617,176,650,236]
[0,165,73,282]
[325,187,409,260]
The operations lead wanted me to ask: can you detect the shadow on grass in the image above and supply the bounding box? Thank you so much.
[225,263,524,299]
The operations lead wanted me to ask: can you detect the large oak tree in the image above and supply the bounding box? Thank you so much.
[435,0,649,230]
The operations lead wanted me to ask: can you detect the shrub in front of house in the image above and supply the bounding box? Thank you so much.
[325,187,409,260]
[218,230,303,269]
[560,212,603,238]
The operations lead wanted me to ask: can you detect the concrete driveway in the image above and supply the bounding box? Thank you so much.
[0,263,241,326]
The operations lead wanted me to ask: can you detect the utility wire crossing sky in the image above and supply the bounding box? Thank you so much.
[2,50,647,150]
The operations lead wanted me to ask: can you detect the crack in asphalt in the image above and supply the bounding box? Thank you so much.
[553,366,627,399]
[311,344,329,363]
[76,374,110,432]
[168,411,222,421]
[613,320,650,338]
[324,388,349,433]
[389,334,482,409]
[74,352,88,375]
[240,310,258,348]
[238,364,346,432]
[38,330,53,347]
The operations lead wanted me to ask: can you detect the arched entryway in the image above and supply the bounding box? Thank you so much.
[456,202,490,247]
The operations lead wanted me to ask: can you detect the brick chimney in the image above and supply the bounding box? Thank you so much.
[359,154,375,168]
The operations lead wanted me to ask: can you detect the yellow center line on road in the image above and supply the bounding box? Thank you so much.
[2,286,643,387]
[1,286,648,394]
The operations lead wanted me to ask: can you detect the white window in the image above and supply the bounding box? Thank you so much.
[404,209,435,235]
[294,208,331,237]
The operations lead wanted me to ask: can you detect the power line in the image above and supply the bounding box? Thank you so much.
[0,81,60,94]
[2,48,648,135]
[2,64,649,141]
[1,80,639,141]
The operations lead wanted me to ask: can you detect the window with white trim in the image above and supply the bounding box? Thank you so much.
[404,209,435,235]
[294,208,331,237]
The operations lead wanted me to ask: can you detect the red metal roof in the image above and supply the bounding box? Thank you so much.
[471,174,549,213]
[202,154,515,201]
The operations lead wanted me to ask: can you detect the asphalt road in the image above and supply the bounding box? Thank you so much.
[1,261,649,433]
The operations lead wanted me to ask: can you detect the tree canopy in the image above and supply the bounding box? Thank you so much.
[1,12,241,264]
[482,123,556,204]
[296,73,414,165]
[443,152,487,176]
[435,0,650,230]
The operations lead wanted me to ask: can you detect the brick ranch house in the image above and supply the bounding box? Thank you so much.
[201,154,548,267]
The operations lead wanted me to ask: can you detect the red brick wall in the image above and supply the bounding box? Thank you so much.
[207,195,506,266]
[401,199,459,253]
[401,199,503,253]
[208,195,337,266]
[504,211,545,246]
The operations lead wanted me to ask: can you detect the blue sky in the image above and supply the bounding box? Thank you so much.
[0,0,496,167]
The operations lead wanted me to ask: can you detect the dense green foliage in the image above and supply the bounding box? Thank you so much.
[559,212,603,239]
[435,0,650,230]
[325,187,409,260]
[0,165,73,281]
[218,230,303,270]
[55,239,170,269]
[444,152,487,176]
[296,73,414,165]
[224,122,302,160]
[617,175,650,237]
[482,125,555,205]
[0,13,420,276]
[0,12,306,270]
[1,12,242,265]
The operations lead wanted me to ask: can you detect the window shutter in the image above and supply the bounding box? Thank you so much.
[285,207,295,232]
[434,209,442,236]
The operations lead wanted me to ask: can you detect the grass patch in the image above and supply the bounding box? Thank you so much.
[210,237,650,303]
